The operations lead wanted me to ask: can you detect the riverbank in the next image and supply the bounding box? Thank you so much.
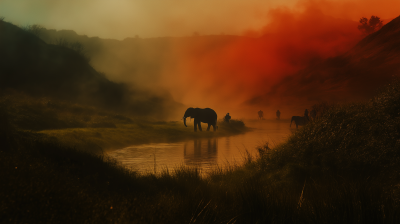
[105,119,295,175]
[39,119,249,153]
[2,81,400,223]
[0,92,249,154]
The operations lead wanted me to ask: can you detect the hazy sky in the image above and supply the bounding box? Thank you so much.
[1,0,399,118]
[1,0,398,39]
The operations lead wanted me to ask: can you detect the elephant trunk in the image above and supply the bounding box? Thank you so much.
[183,117,187,127]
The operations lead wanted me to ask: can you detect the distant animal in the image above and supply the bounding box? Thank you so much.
[258,110,264,119]
[224,113,231,123]
[183,107,218,132]
[276,110,281,120]
[290,116,309,129]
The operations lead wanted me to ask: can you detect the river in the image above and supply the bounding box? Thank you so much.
[107,119,295,175]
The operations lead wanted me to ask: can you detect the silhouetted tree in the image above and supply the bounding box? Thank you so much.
[358,15,383,35]
[55,38,89,62]
[22,24,45,36]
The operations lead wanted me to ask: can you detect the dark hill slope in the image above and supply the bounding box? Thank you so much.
[0,20,125,107]
[0,21,181,117]
[252,15,400,108]
[350,15,400,59]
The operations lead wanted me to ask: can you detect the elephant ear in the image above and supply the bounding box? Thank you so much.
[192,108,200,118]
[184,107,193,117]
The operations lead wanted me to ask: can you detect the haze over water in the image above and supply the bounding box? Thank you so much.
[107,119,294,174]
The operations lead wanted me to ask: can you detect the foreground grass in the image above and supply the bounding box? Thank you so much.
[2,129,398,223]
[2,81,400,223]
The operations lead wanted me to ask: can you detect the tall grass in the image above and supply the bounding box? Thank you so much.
[2,128,399,223]
[2,81,400,223]
[260,80,400,177]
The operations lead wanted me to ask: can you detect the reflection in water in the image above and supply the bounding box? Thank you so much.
[225,136,230,151]
[107,120,293,174]
[184,139,218,166]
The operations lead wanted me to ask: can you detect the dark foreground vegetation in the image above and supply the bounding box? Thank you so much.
[2,81,400,223]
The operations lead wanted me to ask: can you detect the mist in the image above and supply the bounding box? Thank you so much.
[1,0,398,39]
[157,0,400,119]
[2,0,399,119]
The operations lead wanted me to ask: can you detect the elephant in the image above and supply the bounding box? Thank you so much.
[290,116,309,129]
[183,107,218,132]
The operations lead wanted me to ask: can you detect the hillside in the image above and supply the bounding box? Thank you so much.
[252,15,400,109]
[25,26,242,87]
[0,20,182,118]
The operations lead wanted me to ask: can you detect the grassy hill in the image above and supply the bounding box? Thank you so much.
[0,20,183,119]
[249,15,400,110]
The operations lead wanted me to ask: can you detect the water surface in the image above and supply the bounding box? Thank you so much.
[107,119,294,174]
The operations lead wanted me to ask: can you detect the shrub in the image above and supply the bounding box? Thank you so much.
[261,80,400,182]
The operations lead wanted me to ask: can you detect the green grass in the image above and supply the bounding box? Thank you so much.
[2,81,400,223]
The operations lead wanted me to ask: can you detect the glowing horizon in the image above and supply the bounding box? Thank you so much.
[0,0,399,39]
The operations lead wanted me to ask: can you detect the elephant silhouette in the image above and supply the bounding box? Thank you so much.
[183,107,218,132]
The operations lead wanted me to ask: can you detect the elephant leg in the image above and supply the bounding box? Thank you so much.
[207,124,211,131]
[194,119,202,131]
[212,125,216,131]
[198,122,202,131]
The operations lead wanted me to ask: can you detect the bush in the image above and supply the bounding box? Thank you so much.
[260,80,400,182]
[218,119,246,133]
